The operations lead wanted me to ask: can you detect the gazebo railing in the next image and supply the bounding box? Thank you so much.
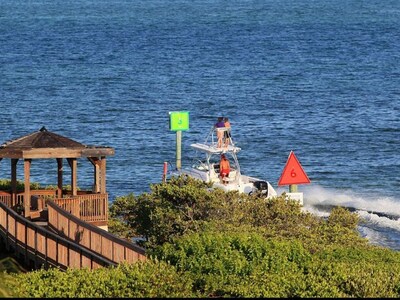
[22,190,58,211]
[0,191,12,207]
[53,193,108,223]
[0,190,108,224]
[0,190,57,209]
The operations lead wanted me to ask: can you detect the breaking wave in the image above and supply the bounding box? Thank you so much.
[290,185,400,250]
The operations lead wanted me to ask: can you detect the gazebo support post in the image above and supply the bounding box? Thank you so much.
[57,158,63,198]
[11,159,18,207]
[100,157,106,194]
[67,158,78,196]
[24,159,31,218]
[88,157,100,193]
[94,162,100,192]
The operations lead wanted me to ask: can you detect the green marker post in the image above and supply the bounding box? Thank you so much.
[169,111,189,170]
[176,130,182,170]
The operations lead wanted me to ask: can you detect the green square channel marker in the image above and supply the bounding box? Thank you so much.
[169,111,189,131]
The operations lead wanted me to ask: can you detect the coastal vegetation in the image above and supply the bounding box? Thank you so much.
[2,176,400,297]
[0,178,75,192]
[0,179,42,191]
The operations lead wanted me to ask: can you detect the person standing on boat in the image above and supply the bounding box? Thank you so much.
[214,117,225,148]
[223,117,232,148]
[219,154,231,184]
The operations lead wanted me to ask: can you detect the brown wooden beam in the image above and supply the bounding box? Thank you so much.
[24,159,31,218]
[82,148,115,157]
[100,157,106,194]
[88,157,101,193]
[14,147,115,159]
[11,159,18,207]
[0,151,23,159]
[94,163,100,193]
[67,158,78,196]
[22,148,82,159]
[57,158,63,198]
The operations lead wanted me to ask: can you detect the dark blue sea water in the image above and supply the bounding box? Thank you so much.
[1,0,399,249]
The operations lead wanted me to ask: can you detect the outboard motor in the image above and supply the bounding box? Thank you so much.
[253,180,269,194]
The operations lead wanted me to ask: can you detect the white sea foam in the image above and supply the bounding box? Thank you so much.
[285,185,400,249]
[299,185,400,219]
[356,210,400,231]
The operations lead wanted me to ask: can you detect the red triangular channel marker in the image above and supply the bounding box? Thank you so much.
[278,151,311,186]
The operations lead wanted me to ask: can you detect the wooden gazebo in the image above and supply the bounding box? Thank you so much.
[0,127,115,229]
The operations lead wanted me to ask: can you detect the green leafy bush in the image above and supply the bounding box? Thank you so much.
[151,230,313,297]
[109,176,367,251]
[110,176,231,247]
[8,260,193,298]
[5,175,400,298]
[0,178,77,192]
[0,179,41,191]
[150,228,400,298]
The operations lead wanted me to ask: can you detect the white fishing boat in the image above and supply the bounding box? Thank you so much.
[170,126,277,198]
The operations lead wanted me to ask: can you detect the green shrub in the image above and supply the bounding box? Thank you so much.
[110,176,233,247]
[0,178,75,192]
[151,230,312,297]
[109,176,367,252]
[149,228,400,298]
[8,260,193,298]
[6,175,400,298]
[0,179,42,191]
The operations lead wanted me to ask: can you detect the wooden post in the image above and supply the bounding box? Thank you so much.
[24,159,31,218]
[68,158,77,196]
[94,161,100,193]
[57,158,63,198]
[11,159,18,207]
[88,158,100,193]
[72,159,77,196]
[100,157,106,193]
[176,131,182,170]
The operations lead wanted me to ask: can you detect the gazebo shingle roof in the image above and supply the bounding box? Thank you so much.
[1,127,85,149]
[0,127,114,159]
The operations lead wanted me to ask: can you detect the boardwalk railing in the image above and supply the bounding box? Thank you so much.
[47,200,146,264]
[0,201,116,270]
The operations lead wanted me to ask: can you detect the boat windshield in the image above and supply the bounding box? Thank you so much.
[190,150,238,173]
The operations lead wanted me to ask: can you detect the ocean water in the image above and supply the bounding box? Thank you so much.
[0,0,399,249]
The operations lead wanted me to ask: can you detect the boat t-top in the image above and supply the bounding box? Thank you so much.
[170,125,277,198]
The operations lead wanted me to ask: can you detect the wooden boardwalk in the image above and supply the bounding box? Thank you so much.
[0,128,146,271]
[0,198,146,271]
